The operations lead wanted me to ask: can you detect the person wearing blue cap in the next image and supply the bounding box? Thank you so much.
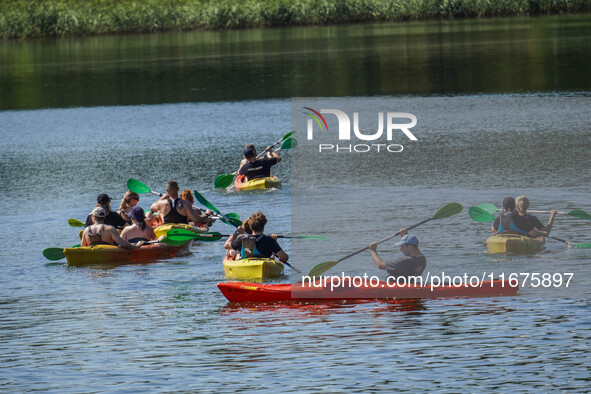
[238,143,281,181]
[368,228,426,281]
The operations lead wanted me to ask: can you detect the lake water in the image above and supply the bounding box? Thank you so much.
[1,14,590,392]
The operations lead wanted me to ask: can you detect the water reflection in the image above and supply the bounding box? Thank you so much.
[1,14,590,109]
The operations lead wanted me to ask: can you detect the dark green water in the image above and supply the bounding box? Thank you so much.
[1,14,590,110]
[0,14,590,392]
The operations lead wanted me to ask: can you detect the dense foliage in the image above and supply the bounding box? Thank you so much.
[1,0,590,38]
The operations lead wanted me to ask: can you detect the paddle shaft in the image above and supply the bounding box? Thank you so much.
[335,218,431,263]
[548,235,572,245]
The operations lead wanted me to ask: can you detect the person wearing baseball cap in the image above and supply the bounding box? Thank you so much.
[84,193,128,229]
[81,206,143,249]
[238,142,281,181]
[368,228,426,281]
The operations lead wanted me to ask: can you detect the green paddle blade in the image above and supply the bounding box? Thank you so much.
[280,137,298,150]
[574,243,591,248]
[224,212,240,220]
[469,206,496,222]
[167,229,224,242]
[68,218,85,227]
[127,178,152,194]
[478,203,498,214]
[431,202,463,220]
[43,247,65,261]
[215,174,235,189]
[568,209,591,220]
[308,261,338,277]
[159,237,191,246]
[193,190,220,214]
[280,130,297,141]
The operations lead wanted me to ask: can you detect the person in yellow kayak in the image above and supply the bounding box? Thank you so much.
[150,181,214,226]
[84,193,128,229]
[238,145,281,181]
[236,143,256,174]
[369,228,426,281]
[81,207,143,249]
[515,195,557,236]
[120,206,159,243]
[491,196,556,237]
[226,211,289,263]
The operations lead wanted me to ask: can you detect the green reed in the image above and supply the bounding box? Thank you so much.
[1,0,590,39]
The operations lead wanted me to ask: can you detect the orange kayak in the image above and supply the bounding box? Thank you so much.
[64,242,190,267]
[217,280,518,303]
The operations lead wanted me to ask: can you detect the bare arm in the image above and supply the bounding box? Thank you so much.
[540,210,557,234]
[369,242,387,270]
[81,228,90,247]
[109,227,141,250]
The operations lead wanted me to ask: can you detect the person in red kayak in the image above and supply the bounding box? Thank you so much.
[226,211,289,263]
[84,193,128,229]
[81,207,143,249]
[150,181,213,226]
[238,145,281,181]
[369,228,426,281]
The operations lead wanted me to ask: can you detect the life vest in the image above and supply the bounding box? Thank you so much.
[163,198,188,224]
[240,234,264,259]
[498,211,528,236]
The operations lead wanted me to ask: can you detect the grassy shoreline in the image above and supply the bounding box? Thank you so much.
[1,0,590,39]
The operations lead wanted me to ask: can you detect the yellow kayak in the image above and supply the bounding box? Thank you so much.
[234,175,282,191]
[153,223,208,238]
[486,233,545,254]
[223,256,285,279]
[64,243,190,267]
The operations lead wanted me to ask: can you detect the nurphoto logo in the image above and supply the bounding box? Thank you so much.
[303,107,418,153]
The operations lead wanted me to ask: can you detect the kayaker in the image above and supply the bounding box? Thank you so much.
[227,211,289,263]
[150,181,214,226]
[224,218,252,260]
[236,143,256,174]
[515,195,557,237]
[120,206,159,243]
[84,193,128,229]
[491,197,529,236]
[81,207,143,249]
[368,228,426,281]
[238,146,281,181]
[117,191,140,225]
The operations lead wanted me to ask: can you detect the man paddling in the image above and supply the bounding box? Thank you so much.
[239,145,281,181]
[81,207,142,249]
[369,228,426,281]
[150,181,214,226]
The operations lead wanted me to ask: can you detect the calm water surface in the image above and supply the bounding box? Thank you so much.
[1,14,590,393]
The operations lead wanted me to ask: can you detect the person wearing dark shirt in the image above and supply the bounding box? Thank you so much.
[227,211,289,263]
[238,146,281,180]
[515,195,556,237]
[84,193,128,229]
[369,228,426,281]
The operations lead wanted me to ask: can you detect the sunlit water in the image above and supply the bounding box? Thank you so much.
[1,14,591,392]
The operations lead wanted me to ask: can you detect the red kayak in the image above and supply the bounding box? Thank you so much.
[217,280,518,303]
